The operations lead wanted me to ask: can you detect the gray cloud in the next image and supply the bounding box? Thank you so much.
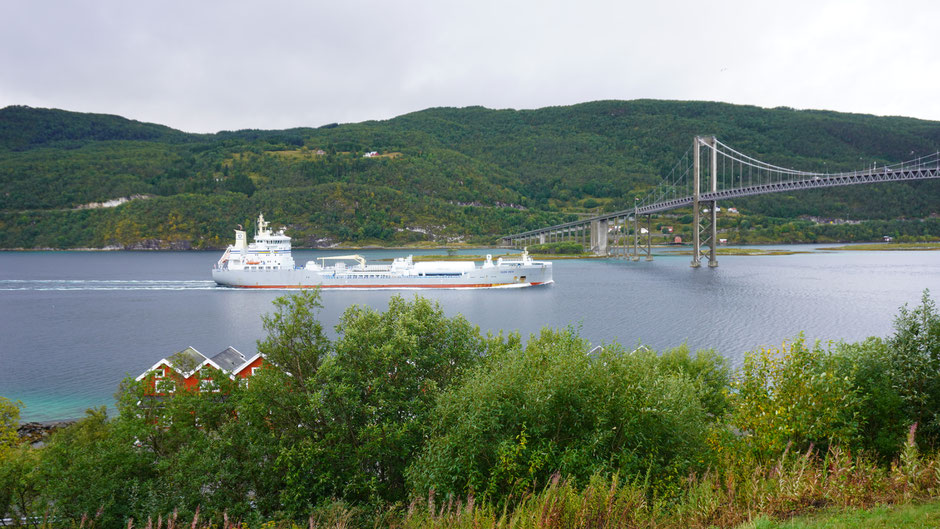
[2,0,938,133]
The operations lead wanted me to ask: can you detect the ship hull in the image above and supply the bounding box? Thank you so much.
[212,264,553,289]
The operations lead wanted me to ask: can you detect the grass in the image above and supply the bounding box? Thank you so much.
[389,441,940,529]
[740,501,940,528]
[819,242,940,251]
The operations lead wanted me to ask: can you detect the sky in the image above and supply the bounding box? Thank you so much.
[2,0,939,133]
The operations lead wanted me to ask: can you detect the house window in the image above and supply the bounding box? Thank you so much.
[251,366,260,376]
[154,367,165,379]
[199,378,219,392]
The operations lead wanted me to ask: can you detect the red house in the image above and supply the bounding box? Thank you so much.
[231,352,265,380]
[136,346,265,395]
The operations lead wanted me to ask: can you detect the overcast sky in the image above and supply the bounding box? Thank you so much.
[2,0,938,133]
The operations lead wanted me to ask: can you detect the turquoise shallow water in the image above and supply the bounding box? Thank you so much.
[1,246,937,422]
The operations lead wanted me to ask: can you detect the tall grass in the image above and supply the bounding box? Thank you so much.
[26,434,939,529]
[394,436,940,529]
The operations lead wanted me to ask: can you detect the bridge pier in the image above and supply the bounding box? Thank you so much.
[708,201,718,268]
[591,219,609,255]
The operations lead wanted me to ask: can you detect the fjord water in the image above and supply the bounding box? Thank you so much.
[1,247,937,422]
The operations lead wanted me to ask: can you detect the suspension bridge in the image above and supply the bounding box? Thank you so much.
[501,136,940,267]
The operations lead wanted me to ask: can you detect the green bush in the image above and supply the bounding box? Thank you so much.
[731,336,861,458]
[528,241,584,254]
[838,337,907,460]
[658,345,731,419]
[37,408,155,527]
[407,330,715,501]
[886,290,940,447]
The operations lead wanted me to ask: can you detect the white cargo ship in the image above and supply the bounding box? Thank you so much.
[212,214,552,289]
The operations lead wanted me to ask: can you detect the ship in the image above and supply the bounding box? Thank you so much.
[212,214,552,289]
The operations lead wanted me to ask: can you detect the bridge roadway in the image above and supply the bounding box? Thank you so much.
[501,164,940,261]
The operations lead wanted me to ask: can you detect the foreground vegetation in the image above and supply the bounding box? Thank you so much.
[1,102,938,249]
[1,290,939,528]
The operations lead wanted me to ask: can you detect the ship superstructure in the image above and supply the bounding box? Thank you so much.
[216,214,294,272]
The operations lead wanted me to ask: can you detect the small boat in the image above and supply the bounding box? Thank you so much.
[212,214,553,289]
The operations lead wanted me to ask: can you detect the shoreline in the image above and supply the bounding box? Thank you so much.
[18,420,77,446]
[3,241,938,260]
[2,239,937,253]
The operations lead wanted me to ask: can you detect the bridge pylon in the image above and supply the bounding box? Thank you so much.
[692,136,719,268]
[627,199,652,261]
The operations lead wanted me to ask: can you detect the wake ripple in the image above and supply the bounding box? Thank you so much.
[0,279,220,291]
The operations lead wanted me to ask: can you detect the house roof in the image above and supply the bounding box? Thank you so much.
[136,346,264,382]
[231,352,264,376]
[173,346,209,372]
[135,346,208,381]
[210,346,247,372]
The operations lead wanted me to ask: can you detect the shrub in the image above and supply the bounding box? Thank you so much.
[37,408,156,527]
[837,337,907,460]
[657,345,731,419]
[886,290,940,447]
[731,336,861,458]
[408,329,714,502]
[528,242,584,254]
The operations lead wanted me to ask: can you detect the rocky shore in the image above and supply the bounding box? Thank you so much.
[18,420,75,447]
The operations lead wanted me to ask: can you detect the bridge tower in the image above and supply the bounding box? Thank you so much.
[590,219,608,255]
[629,198,653,261]
[692,136,719,268]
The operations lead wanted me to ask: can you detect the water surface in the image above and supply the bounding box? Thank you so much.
[1,246,937,421]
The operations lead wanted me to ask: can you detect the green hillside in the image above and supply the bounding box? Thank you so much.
[0,101,938,249]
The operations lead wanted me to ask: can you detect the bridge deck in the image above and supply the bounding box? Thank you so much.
[504,166,940,241]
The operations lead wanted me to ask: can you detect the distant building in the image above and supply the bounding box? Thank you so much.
[883,236,893,242]
[662,226,674,234]
[363,151,379,158]
[135,346,265,395]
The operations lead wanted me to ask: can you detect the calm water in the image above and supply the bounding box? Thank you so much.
[1,246,937,422]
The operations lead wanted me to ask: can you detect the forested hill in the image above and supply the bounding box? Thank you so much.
[1,100,938,249]
[0,106,195,149]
